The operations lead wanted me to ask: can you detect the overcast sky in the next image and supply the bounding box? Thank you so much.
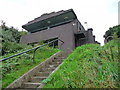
[0,0,119,45]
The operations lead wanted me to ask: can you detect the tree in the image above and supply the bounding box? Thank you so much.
[0,21,28,55]
[104,25,120,39]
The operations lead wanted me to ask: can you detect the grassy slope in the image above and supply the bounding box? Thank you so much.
[2,46,59,88]
[43,40,119,88]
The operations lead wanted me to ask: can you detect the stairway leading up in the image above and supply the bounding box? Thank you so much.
[6,51,68,89]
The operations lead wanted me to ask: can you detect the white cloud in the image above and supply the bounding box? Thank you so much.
[0,0,119,45]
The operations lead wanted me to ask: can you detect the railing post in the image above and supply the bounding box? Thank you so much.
[32,48,38,63]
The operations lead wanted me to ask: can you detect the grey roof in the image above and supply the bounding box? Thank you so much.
[22,9,77,33]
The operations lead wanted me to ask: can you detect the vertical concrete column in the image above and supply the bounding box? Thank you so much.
[58,29,75,53]
[93,35,95,43]
[87,28,94,43]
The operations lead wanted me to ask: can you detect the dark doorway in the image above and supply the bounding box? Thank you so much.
[75,33,86,47]
[44,38,58,48]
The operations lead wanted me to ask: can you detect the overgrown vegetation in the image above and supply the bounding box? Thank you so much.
[43,40,119,88]
[1,21,119,88]
[0,21,27,55]
[2,46,59,88]
[0,21,59,88]
[104,25,120,39]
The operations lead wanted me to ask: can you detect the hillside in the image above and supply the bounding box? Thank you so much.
[0,22,59,88]
[43,40,119,88]
[1,22,119,88]
[1,46,59,88]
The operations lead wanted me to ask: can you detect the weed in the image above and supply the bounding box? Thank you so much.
[2,46,59,88]
[44,40,119,88]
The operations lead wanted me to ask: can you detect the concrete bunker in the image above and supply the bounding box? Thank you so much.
[20,9,98,52]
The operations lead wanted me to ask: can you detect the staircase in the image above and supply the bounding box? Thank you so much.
[6,51,68,89]
[22,56,65,88]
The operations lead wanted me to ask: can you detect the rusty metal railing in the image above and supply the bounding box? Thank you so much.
[0,39,64,62]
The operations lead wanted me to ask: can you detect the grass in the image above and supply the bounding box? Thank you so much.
[43,40,119,88]
[1,46,59,88]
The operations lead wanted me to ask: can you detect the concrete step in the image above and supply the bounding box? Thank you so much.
[22,82,41,88]
[15,88,30,90]
[52,61,62,65]
[30,76,47,83]
[41,67,56,72]
[49,65,55,68]
[53,63,59,67]
[22,57,63,88]
[54,57,65,59]
[49,60,59,64]
[49,61,62,66]
[6,52,68,89]
[52,59,63,62]
[35,71,51,77]
[50,57,65,62]
[48,64,59,68]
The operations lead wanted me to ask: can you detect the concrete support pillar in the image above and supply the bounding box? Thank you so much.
[58,29,75,53]
[93,35,95,43]
[87,28,94,43]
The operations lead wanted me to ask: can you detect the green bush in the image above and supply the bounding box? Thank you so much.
[104,25,120,38]
[0,22,28,55]
[3,41,33,54]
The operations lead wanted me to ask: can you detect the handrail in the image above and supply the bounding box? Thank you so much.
[0,39,64,62]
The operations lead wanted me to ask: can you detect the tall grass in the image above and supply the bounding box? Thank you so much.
[1,46,59,88]
[43,40,119,88]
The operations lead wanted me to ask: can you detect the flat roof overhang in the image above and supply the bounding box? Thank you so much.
[75,33,86,39]
[22,9,77,33]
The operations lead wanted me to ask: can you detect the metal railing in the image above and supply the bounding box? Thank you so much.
[0,39,64,62]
